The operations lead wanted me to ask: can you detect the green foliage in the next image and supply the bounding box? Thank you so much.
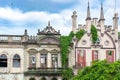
[91,25,98,44]
[75,29,85,41]
[74,60,120,80]
[60,36,70,67]
[60,30,85,67]
[62,68,73,80]
[108,50,112,55]
[118,32,120,36]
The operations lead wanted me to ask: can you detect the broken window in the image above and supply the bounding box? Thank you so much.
[0,54,7,67]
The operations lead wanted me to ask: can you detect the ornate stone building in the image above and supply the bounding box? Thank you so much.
[69,2,119,72]
[0,22,62,80]
[0,2,119,80]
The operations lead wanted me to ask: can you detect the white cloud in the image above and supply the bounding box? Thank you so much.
[0,0,120,36]
[0,7,72,35]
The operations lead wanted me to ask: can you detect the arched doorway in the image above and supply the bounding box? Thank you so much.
[40,77,47,80]
[51,77,57,80]
[29,77,36,80]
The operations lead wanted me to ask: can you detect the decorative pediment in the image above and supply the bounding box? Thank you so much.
[50,49,60,53]
[27,49,38,53]
[39,49,49,53]
[37,21,60,35]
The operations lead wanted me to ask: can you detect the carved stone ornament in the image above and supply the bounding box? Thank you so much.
[81,40,86,45]
[104,40,109,46]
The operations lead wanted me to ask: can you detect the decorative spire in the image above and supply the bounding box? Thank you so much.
[38,29,40,33]
[86,1,91,20]
[48,21,50,26]
[24,29,28,35]
[100,2,105,21]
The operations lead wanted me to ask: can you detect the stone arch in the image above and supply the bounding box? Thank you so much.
[51,77,57,80]
[40,77,47,80]
[29,77,36,80]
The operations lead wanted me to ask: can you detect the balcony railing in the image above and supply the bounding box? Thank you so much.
[24,67,63,76]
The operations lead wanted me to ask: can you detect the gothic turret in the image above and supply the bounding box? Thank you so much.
[86,1,91,35]
[24,29,28,35]
[71,11,77,33]
[86,1,91,20]
[113,13,119,41]
[99,3,105,35]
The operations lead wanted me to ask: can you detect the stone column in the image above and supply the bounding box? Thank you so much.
[8,57,11,73]
[58,53,61,67]
[36,52,40,68]
[47,52,51,67]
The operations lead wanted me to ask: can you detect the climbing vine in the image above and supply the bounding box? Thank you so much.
[60,30,85,67]
[76,29,85,41]
[91,25,98,44]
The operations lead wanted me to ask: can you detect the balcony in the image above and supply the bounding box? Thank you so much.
[24,67,63,76]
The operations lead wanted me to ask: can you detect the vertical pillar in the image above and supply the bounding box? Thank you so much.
[58,53,61,67]
[36,52,40,68]
[47,52,51,67]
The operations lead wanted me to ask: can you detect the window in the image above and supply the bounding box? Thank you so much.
[29,54,36,67]
[13,54,20,67]
[96,38,100,44]
[0,54,7,67]
[106,50,114,62]
[52,54,58,68]
[92,50,98,61]
[77,50,86,67]
[40,54,47,68]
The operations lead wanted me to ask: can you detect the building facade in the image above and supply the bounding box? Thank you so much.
[0,2,119,80]
[0,22,62,80]
[69,2,119,72]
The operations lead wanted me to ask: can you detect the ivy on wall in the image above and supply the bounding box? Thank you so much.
[76,29,85,41]
[91,25,98,44]
[60,30,85,67]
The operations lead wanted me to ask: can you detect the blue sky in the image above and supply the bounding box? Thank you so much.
[0,0,119,35]
[0,0,77,13]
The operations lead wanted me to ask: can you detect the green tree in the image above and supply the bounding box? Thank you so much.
[62,68,73,80]
[74,60,120,80]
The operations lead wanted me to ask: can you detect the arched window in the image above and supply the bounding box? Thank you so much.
[0,54,7,67]
[13,54,20,67]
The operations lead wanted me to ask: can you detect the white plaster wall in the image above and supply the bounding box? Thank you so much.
[0,74,24,80]
[0,48,24,73]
